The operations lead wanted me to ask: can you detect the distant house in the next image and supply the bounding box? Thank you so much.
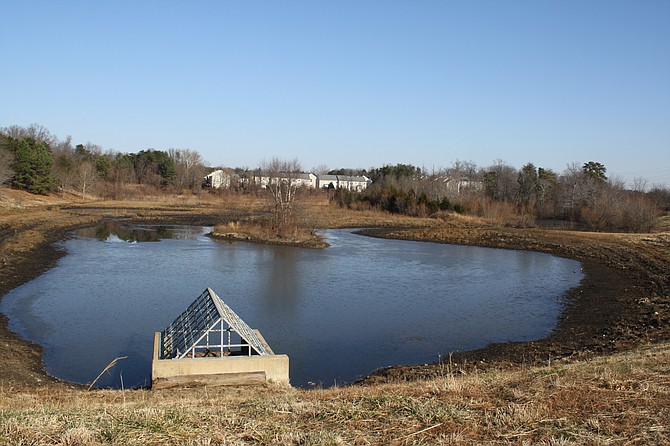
[317,175,370,192]
[286,173,318,189]
[203,170,232,189]
[243,172,317,189]
[444,178,482,195]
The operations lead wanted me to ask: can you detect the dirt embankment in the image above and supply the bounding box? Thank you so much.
[1,191,668,388]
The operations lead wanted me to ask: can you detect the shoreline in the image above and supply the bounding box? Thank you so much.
[1,202,668,388]
[356,226,669,382]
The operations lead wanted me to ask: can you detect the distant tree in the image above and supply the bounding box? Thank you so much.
[536,167,559,218]
[312,164,330,175]
[95,155,112,180]
[647,185,670,211]
[259,157,303,230]
[7,137,55,194]
[73,142,102,161]
[1,124,60,193]
[368,163,421,182]
[76,160,99,195]
[441,160,479,202]
[516,162,539,208]
[327,167,367,176]
[582,161,607,181]
[133,149,175,187]
[483,160,517,202]
[53,151,76,192]
[168,148,206,190]
[100,153,136,198]
[1,123,57,147]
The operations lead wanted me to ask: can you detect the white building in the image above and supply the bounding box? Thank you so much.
[244,172,317,189]
[203,170,231,189]
[317,175,370,192]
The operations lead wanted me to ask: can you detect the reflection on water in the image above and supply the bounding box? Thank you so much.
[75,222,203,242]
[0,226,583,389]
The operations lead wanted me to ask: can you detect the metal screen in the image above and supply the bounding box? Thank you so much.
[160,288,270,359]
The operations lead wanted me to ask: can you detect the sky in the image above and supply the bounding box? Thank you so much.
[2,1,669,187]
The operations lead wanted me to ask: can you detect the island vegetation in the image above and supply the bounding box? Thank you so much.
[1,123,669,444]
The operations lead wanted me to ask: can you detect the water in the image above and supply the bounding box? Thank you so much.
[0,223,583,388]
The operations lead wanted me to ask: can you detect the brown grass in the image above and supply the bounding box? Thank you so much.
[1,343,669,445]
[656,213,670,232]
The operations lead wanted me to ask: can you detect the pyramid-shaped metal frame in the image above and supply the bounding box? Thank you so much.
[160,288,270,359]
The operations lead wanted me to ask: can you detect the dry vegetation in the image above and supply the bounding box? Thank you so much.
[1,188,669,445]
[1,343,669,445]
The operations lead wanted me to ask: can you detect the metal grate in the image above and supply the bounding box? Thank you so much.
[160,288,270,359]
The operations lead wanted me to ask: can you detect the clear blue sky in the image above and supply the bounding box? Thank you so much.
[2,0,669,186]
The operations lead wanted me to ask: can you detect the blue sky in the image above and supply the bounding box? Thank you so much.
[2,1,669,186]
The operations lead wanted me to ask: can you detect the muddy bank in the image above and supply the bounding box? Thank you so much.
[357,226,670,383]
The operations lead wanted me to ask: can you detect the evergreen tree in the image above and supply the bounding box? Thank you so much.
[7,137,55,194]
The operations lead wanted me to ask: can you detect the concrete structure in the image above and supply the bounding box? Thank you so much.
[151,288,289,389]
[152,333,289,389]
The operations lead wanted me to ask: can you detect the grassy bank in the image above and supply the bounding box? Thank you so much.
[2,342,669,445]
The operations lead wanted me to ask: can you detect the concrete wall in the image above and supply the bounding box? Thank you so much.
[151,332,289,389]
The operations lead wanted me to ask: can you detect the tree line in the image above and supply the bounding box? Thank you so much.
[1,123,668,232]
[335,161,668,232]
[0,124,207,198]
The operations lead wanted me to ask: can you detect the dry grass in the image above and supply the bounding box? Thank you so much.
[297,197,438,230]
[656,214,670,232]
[2,343,669,445]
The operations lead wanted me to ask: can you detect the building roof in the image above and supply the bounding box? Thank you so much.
[160,288,270,359]
[318,174,368,182]
[318,174,339,181]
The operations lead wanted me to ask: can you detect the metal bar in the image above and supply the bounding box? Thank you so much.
[177,316,222,359]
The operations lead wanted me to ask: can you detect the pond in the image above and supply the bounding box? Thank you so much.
[0,223,583,388]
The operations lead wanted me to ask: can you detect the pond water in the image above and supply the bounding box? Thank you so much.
[0,223,583,388]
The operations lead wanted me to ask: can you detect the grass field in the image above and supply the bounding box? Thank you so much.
[1,342,669,445]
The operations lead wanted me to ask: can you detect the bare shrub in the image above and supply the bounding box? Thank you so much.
[466,196,532,226]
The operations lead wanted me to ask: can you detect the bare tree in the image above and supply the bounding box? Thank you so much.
[443,160,480,202]
[51,137,76,193]
[536,167,559,218]
[312,164,330,176]
[483,159,517,202]
[1,123,58,147]
[76,161,99,195]
[560,162,607,221]
[259,157,303,230]
[168,148,206,190]
[516,162,540,208]
[631,177,648,193]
